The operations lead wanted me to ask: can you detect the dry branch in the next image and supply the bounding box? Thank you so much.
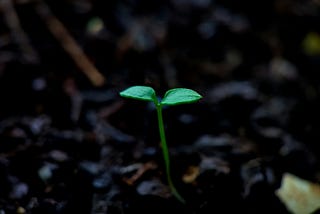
[34,0,105,87]
[0,0,39,63]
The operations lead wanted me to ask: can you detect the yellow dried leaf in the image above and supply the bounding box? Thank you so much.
[275,173,320,214]
[182,166,200,183]
[302,32,320,56]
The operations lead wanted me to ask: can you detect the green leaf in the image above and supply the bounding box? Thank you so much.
[120,86,156,102]
[161,88,202,106]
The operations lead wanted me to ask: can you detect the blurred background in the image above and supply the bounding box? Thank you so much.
[1,0,320,213]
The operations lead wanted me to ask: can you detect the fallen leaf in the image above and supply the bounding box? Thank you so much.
[275,173,320,214]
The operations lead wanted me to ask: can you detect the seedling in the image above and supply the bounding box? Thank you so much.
[120,86,202,203]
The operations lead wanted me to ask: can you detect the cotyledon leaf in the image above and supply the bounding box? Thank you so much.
[161,88,202,106]
[120,86,156,102]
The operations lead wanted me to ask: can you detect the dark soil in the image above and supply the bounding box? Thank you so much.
[1,0,320,213]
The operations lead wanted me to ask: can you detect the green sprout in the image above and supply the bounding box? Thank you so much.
[120,86,202,203]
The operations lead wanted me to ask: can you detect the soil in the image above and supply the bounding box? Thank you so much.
[1,0,320,213]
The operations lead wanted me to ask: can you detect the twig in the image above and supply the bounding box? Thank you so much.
[0,0,39,63]
[34,0,105,87]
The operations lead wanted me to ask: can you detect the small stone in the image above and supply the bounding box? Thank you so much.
[10,182,28,199]
[48,150,69,162]
[92,172,112,191]
[208,81,258,102]
[194,134,233,149]
[79,161,102,176]
[38,163,58,182]
[136,179,170,198]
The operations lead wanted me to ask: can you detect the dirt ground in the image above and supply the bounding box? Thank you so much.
[1,0,320,213]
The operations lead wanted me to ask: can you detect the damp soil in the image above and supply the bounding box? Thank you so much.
[1,0,320,213]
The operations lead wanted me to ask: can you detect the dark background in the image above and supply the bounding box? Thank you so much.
[0,0,320,213]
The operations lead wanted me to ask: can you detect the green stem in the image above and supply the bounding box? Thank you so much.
[155,103,185,203]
